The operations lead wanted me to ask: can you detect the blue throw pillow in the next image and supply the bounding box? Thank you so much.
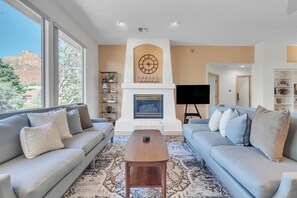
[67,109,84,134]
[226,113,251,146]
[0,114,29,164]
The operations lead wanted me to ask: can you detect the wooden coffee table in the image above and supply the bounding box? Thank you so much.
[124,130,168,198]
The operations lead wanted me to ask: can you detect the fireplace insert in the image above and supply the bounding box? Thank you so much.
[134,94,163,119]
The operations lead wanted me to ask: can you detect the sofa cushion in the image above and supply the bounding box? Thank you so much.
[0,149,84,198]
[67,105,93,129]
[192,131,233,154]
[230,108,240,119]
[226,113,250,146]
[84,122,114,138]
[63,132,104,154]
[183,124,211,138]
[20,122,64,159]
[283,112,297,161]
[67,109,84,134]
[0,114,29,164]
[221,105,256,120]
[27,108,72,140]
[250,105,290,162]
[208,109,222,132]
[219,108,233,137]
[210,145,297,198]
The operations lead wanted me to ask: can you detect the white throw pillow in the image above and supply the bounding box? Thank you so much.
[27,108,72,140]
[20,122,64,159]
[219,108,234,137]
[208,109,223,131]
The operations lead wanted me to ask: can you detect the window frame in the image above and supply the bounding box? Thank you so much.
[53,22,86,106]
[3,0,49,109]
[1,0,87,111]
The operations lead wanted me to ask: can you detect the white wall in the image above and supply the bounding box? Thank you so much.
[253,41,297,110]
[28,0,99,117]
[207,65,251,106]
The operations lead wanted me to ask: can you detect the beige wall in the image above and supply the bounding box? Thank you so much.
[171,46,254,121]
[287,46,297,62]
[98,45,254,121]
[98,45,126,115]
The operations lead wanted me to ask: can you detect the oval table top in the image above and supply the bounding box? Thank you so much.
[124,130,169,163]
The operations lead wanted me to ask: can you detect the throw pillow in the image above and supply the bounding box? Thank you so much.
[219,108,233,137]
[208,109,223,132]
[67,104,93,129]
[250,105,290,162]
[230,108,240,120]
[27,108,72,140]
[0,114,29,164]
[20,122,64,159]
[226,113,250,146]
[67,109,84,134]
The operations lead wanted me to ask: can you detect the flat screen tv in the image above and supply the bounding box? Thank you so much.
[176,85,210,104]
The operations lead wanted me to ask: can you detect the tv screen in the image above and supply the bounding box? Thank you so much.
[176,85,210,104]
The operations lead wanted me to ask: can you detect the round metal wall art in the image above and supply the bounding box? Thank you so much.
[138,54,158,74]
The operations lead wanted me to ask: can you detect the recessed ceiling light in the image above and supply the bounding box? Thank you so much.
[174,21,181,25]
[241,65,245,68]
[171,21,181,26]
[117,21,124,26]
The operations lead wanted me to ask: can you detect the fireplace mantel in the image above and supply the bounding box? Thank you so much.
[122,83,175,89]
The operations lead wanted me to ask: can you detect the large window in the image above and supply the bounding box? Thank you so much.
[0,0,44,112]
[0,0,86,112]
[55,26,85,105]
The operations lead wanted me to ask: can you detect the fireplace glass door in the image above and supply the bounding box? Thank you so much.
[134,95,163,119]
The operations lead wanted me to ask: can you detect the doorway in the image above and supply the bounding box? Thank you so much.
[236,75,252,107]
[208,72,219,115]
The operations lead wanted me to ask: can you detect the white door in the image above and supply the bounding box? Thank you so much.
[208,74,219,115]
[236,76,250,107]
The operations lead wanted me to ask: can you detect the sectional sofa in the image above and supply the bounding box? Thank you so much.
[0,106,114,198]
[183,105,297,198]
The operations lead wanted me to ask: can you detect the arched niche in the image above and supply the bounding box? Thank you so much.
[134,44,163,83]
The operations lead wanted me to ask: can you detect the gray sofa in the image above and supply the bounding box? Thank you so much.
[183,104,297,198]
[0,106,114,198]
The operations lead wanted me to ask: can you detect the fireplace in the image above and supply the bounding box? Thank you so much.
[115,39,182,134]
[134,94,163,119]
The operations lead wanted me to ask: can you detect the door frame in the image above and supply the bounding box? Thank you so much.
[208,72,220,105]
[236,75,252,107]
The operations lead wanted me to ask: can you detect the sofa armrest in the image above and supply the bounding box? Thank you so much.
[91,118,108,123]
[188,118,209,124]
[273,172,297,198]
[0,174,16,198]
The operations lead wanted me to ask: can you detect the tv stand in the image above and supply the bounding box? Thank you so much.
[184,104,202,124]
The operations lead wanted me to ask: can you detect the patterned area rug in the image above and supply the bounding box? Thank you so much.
[64,136,231,198]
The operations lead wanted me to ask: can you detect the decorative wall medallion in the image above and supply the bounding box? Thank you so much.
[138,54,158,74]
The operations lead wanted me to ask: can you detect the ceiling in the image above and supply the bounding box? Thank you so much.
[54,0,297,45]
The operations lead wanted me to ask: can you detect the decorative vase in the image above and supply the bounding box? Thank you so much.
[105,106,112,113]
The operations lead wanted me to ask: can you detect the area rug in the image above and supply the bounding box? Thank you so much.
[64,136,231,198]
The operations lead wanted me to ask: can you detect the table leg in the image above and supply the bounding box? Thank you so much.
[162,163,166,198]
[125,162,130,198]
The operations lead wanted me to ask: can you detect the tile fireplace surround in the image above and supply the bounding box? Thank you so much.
[115,39,182,135]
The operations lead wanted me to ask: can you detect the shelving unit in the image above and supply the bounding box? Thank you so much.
[99,72,118,125]
[274,69,297,112]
